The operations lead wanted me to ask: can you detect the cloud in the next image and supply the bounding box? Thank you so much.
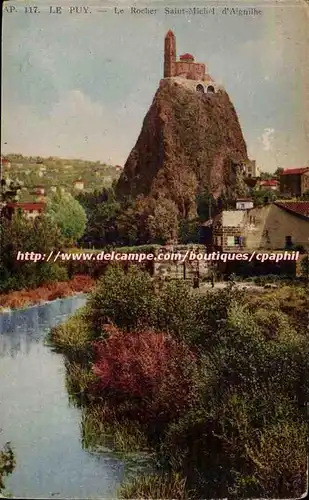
[261,128,275,151]
[2,89,147,164]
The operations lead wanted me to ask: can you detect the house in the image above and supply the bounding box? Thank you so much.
[280,167,309,197]
[73,179,85,190]
[213,202,309,252]
[242,160,259,178]
[115,165,123,172]
[0,156,11,169]
[213,211,247,251]
[260,179,279,191]
[3,202,46,220]
[31,185,45,196]
[236,198,254,210]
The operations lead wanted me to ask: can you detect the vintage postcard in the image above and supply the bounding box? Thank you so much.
[1,0,309,498]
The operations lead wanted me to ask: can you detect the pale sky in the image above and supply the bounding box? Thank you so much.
[2,0,309,172]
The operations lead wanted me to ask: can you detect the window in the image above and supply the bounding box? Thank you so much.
[196,84,205,93]
[207,85,215,93]
[285,236,293,249]
[234,236,241,245]
[227,236,235,246]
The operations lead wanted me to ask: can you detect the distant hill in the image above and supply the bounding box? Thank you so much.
[116,79,249,218]
[2,155,122,202]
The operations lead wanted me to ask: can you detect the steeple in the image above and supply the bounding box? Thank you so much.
[164,30,176,78]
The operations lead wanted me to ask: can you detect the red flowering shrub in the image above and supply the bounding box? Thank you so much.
[91,326,200,424]
[0,274,95,310]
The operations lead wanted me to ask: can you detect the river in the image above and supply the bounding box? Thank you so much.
[0,296,131,499]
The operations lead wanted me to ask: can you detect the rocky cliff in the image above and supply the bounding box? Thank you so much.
[116,79,249,218]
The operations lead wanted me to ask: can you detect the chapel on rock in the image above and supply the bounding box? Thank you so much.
[163,30,218,93]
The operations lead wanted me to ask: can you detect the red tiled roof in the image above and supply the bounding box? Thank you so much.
[180,53,194,60]
[6,202,46,210]
[275,201,309,218]
[281,167,309,176]
[260,180,279,186]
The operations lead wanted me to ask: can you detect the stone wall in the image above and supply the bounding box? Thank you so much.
[153,245,211,281]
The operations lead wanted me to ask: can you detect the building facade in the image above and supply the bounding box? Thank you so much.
[3,202,46,220]
[280,167,309,197]
[213,202,309,251]
[242,160,259,178]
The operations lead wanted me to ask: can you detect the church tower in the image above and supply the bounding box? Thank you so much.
[164,30,176,78]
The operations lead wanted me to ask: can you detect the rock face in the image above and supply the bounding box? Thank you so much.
[116,79,249,218]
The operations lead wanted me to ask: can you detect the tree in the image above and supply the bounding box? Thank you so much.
[47,190,86,245]
[0,212,66,291]
[147,196,179,244]
[274,167,284,177]
[259,171,273,180]
[251,188,277,206]
[196,188,216,221]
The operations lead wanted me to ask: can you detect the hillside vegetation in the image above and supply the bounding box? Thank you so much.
[4,154,120,201]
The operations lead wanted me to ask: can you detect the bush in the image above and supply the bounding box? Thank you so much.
[91,326,200,430]
[154,280,197,342]
[88,265,157,335]
[49,306,93,359]
[161,388,307,499]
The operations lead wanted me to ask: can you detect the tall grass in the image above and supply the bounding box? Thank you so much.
[118,472,190,499]
[80,405,149,453]
[49,306,93,357]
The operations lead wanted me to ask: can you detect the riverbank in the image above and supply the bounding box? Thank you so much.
[50,265,308,499]
[0,294,139,498]
[0,275,95,312]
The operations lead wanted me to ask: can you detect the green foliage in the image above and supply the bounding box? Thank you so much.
[0,213,66,292]
[0,443,15,492]
[81,405,149,453]
[88,265,157,335]
[49,306,93,358]
[4,154,119,195]
[46,191,86,245]
[147,196,179,244]
[65,361,97,406]
[196,188,216,221]
[77,188,121,247]
[52,267,308,499]
[178,219,200,244]
[251,187,277,206]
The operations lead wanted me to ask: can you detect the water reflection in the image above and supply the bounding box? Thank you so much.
[0,296,126,499]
